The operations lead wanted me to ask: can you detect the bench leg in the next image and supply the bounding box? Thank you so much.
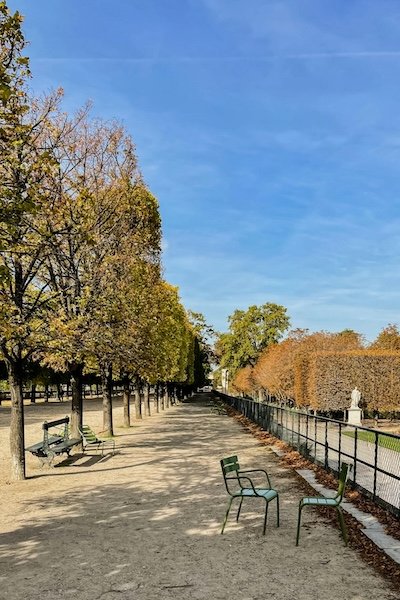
[38,451,56,468]
[276,494,280,527]
[336,507,348,546]
[221,497,234,534]
[236,497,244,522]
[263,500,269,535]
[296,502,303,546]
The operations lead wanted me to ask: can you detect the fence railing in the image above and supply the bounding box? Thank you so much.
[217,393,400,518]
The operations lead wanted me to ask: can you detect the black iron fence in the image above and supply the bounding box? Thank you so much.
[217,393,400,518]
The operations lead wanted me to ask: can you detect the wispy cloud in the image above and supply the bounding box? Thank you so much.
[34,51,400,63]
[20,0,400,341]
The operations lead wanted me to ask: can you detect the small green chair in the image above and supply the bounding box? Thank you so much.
[220,455,279,535]
[79,425,115,456]
[296,462,352,546]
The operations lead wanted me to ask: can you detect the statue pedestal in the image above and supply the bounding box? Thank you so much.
[347,407,362,426]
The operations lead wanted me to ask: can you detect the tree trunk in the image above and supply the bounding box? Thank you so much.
[134,376,142,419]
[69,362,84,439]
[165,386,170,409]
[44,383,49,403]
[154,383,160,413]
[101,361,113,436]
[160,384,165,410]
[6,357,25,481]
[122,374,131,427]
[30,383,36,404]
[144,383,151,416]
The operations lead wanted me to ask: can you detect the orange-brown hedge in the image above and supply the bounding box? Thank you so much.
[303,350,400,411]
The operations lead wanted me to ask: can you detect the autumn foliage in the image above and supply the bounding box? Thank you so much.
[232,365,255,395]
[237,328,400,413]
[307,350,400,411]
[0,2,212,480]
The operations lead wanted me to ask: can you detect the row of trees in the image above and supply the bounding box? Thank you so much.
[0,3,211,480]
[228,323,400,413]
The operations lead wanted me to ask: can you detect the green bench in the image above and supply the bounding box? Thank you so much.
[26,416,81,467]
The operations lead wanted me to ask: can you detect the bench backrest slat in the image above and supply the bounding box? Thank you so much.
[42,417,70,430]
[42,417,70,450]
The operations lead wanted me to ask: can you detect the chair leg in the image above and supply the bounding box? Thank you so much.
[296,502,303,546]
[276,495,280,527]
[336,507,348,546]
[236,497,244,522]
[263,501,269,535]
[221,497,234,534]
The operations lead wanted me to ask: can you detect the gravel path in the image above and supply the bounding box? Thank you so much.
[0,395,398,600]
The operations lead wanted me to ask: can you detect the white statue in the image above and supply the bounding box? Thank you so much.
[350,387,361,409]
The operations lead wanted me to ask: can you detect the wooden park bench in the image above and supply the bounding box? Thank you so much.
[26,416,81,467]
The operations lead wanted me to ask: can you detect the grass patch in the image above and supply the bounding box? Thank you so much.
[343,429,400,452]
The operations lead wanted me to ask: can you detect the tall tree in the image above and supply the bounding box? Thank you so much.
[187,310,215,387]
[40,114,158,437]
[217,302,290,374]
[86,185,162,434]
[0,2,60,479]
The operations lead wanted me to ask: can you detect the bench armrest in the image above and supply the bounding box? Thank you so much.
[226,475,259,494]
[238,469,272,487]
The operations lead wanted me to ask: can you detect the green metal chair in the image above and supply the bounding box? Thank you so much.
[296,462,352,546]
[220,455,280,535]
[79,425,115,456]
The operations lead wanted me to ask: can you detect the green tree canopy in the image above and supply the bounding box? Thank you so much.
[217,302,290,374]
[187,310,215,386]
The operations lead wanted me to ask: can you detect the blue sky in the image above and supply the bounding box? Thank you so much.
[10,0,400,341]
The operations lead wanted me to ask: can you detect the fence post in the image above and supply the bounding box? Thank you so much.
[324,420,329,469]
[373,430,379,501]
[297,411,301,449]
[353,427,358,484]
[291,409,294,446]
[305,412,309,453]
[314,417,317,461]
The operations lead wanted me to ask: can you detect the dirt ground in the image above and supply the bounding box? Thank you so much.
[0,395,399,600]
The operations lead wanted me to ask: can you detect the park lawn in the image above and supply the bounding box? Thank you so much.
[343,429,400,452]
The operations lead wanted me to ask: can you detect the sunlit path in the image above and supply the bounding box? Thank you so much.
[0,396,398,600]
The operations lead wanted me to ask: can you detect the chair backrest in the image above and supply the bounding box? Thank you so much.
[80,425,99,444]
[336,462,352,502]
[43,417,70,446]
[220,455,240,493]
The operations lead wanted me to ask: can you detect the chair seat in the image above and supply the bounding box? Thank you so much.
[301,496,339,507]
[296,462,352,547]
[234,488,278,500]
